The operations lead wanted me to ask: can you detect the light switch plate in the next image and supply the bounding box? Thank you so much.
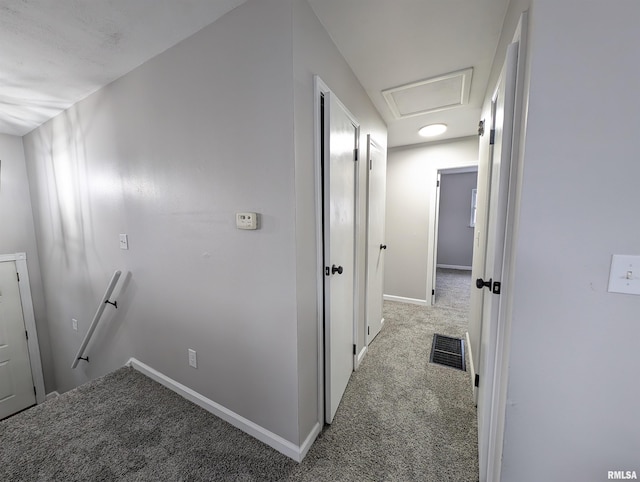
[188,349,197,368]
[608,255,640,295]
[119,234,129,250]
[236,212,258,230]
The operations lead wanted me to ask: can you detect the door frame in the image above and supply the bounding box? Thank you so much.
[0,252,45,404]
[429,165,479,305]
[364,134,386,345]
[314,76,361,425]
[476,12,529,482]
[426,163,479,306]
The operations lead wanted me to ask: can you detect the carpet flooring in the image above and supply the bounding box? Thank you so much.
[0,269,477,481]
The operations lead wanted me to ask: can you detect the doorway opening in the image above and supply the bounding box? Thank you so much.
[432,167,478,314]
[430,166,478,310]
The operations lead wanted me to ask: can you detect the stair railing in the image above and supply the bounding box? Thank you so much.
[71,270,122,369]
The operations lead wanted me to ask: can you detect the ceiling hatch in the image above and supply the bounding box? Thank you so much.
[382,68,473,119]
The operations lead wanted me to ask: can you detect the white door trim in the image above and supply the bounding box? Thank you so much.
[481,12,529,482]
[313,75,327,428]
[426,163,479,306]
[0,252,45,404]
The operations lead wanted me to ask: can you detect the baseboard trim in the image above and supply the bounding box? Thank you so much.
[355,345,368,369]
[465,331,477,401]
[299,422,322,461]
[126,358,313,462]
[437,264,473,271]
[383,294,428,306]
[45,391,60,401]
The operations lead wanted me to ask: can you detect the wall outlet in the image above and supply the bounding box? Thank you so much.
[119,233,129,250]
[188,349,197,368]
[72,318,78,331]
[236,212,258,230]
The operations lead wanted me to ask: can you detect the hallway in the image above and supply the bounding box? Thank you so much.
[0,273,479,481]
[295,269,478,480]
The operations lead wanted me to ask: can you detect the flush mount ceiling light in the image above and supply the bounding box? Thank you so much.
[418,123,448,137]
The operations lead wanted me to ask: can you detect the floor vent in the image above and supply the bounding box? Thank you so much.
[430,334,466,371]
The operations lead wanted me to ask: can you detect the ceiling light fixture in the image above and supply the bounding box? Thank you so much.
[418,123,448,137]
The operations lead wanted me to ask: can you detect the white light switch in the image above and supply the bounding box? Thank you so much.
[608,255,640,295]
[188,349,197,368]
[119,234,129,250]
[236,212,258,230]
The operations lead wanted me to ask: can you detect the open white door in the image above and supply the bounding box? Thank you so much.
[431,173,442,305]
[365,135,386,344]
[476,41,519,482]
[323,91,359,424]
[0,261,36,419]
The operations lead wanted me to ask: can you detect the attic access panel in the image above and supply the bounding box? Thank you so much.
[382,68,473,119]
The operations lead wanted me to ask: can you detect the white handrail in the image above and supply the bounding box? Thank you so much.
[71,270,122,369]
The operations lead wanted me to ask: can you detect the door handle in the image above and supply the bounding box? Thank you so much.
[475,278,492,290]
[332,264,344,275]
[380,244,387,250]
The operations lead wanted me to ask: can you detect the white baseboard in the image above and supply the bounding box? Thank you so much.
[45,391,60,401]
[437,264,473,271]
[383,294,429,306]
[126,358,317,462]
[355,345,368,370]
[465,331,477,403]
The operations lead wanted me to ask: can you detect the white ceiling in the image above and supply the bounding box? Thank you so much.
[0,0,509,147]
[308,0,510,147]
[0,0,247,136]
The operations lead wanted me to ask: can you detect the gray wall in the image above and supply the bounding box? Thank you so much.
[0,134,54,392]
[24,0,298,444]
[20,0,385,449]
[385,138,478,302]
[437,171,477,268]
[495,0,640,479]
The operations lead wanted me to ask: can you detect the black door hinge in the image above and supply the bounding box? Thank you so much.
[367,326,370,336]
[492,281,501,295]
[353,344,357,355]
[33,386,37,396]
[25,330,29,340]
[354,148,359,161]
[432,289,435,296]
[16,272,20,282]
[437,180,440,187]
[475,374,480,387]
[489,129,496,145]
[369,158,373,170]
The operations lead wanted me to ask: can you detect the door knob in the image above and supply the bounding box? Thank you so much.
[380,244,387,250]
[475,278,492,290]
[332,264,344,275]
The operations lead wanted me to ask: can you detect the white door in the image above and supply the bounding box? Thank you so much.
[365,136,386,344]
[431,173,442,305]
[0,261,36,419]
[324,91,359,424]
[476,42,519,481]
